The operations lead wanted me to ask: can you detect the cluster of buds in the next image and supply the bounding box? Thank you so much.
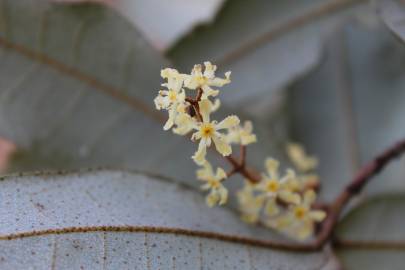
[154,62,326,240]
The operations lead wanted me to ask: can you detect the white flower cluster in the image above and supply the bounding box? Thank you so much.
[237,145,325,240]
[154,62,325,240]
[154,62,256,207]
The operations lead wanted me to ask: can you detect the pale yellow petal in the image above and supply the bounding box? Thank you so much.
[265,158,279,178]
[203,61,217,79]
[244,120,253,133]
[212,135,232,156]
[240,133,257,145]
[241,213,259,224]
[216,115,240,130]
[200,183,211,190]
[264,199,279,216]
[269,215,294,230]
[296,221,313,240]
[211,99,221,112]
[192,139,207,165]
[279,190,301,205]
[218,187,228,205]
[173,113,195,135]
[198,99,212,122]
[206,192,219,207]
[309,210,326,222]
[303,189,317,206]
[286,143,318,172]
[163,108,176,130]
[201,85,219,99]
[215,167,227,180]
[196,161,213,180]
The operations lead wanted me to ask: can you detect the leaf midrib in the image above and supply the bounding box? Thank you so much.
[0,35,165,123]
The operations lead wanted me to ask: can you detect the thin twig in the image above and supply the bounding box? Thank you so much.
[311,138,405,250]
[225,155,261,183]
[334,238,405,250]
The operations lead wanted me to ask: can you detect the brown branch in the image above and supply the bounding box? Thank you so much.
[225,155,261,183]
[238,137,405,252]
[185,89,204,122]
[309,138,405,250]
[334,238,405,250]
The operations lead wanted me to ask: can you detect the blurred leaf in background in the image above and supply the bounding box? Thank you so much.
[55,0,226,51]
[0,0,404,269]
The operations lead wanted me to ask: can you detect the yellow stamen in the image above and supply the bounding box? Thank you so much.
[208,179,220,189]
[200,123,215,138]
[168,90,177,102]
[265,180,279,193]
[196,76,208,85]
[294,206,307,220]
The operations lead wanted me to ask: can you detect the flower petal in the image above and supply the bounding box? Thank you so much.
[309,210,326,222]
[198,99,212,122]
[303,189,317,206]
[215,167,227,180]
[192,139,207,165]
[264,199,279,217]
[163,107,176,130]
[206,191,219,207]
[173,113,195,135]
[265,158,279,179]
[218,186,228,205]
[216,115,240,130]
[279,190,301,205]
[212,135,232,156]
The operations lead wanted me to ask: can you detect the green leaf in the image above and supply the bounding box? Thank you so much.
[168,0,367,114]
[336,195,405,269]
[288,21,405,201]
[0,169,333,269]
[0,0,282,199]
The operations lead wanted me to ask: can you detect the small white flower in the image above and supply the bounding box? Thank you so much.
[154,68,187,130]
[161,68,185,91]
[172,112,196,135]
[286,143,318,172]
[226,121,257,146]
[197,162,228,207]
[237,181,265,223]
[256,158,300,206]
[275,190,326,240]
[191,100,240,165]
[184,62,231,99]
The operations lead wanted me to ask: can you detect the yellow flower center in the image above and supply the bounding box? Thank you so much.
[208,178,220,189]
[294,206,307,220]
[168,90,177,102]
[265,180,279,193]
[200,123,215,138]
[196,76,208,85]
